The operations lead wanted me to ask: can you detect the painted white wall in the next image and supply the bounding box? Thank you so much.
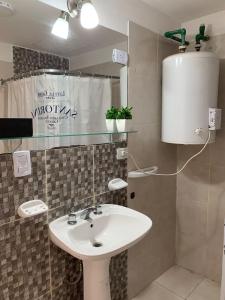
[70,41,127,70]
[39,0,179,35]
[182,10,225,37]
[0,61,13,79]
[0,42,13,62]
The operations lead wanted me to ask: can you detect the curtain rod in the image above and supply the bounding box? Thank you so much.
[0,68,120,85]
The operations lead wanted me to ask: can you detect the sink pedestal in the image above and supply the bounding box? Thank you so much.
[83,258,111,300]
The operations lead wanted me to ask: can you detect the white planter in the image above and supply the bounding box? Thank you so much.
[116,119,126,132]
[106,119,116,132]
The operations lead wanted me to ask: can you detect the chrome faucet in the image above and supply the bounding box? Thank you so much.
[80,207,95,222]
[80,205,102,222]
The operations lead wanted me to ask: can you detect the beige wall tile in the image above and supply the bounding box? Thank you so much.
[206,166,225,281]
[177,164,210,204]
[178,144,210,168]
[128,21,177,299]
[210,121,225,168]
[176,164,209,275]
[176,36,225,284]
[128,22,159,125]
[176,232,207,275]
[128,122,177,172]
[203,33,225,59]
[176,197,207,237]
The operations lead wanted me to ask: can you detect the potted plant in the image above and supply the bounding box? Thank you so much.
[105,106,118,132]
[116,106,133,132]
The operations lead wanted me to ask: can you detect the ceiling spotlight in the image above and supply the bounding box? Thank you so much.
[67,0,99,29]
[52,11,69,39]
[80,1,99,29]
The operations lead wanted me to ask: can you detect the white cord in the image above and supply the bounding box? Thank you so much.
[129,130,211,177]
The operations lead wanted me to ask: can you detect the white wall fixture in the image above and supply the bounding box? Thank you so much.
[18,200,48,218]
[108,178,128,191]
[209,108,222,131]
[112,49,128,65]
[52,11,69,39]
[128,166,158,178]
[13,151,32,177]
[39,0,179,36]
[68,0,99,28]
[49,204,152,300]
[116,148,128,160]
[162,52,219,145]
[80,1,99,29]
[51,0,99,39]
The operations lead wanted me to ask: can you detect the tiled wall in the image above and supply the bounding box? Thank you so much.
[127,22,177,298]
[13,46,69,74]
[0,142,128,300]
[176,34,225,283]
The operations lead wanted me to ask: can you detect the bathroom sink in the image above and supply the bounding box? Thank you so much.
[49,204,152,261]
[49,204,152,300]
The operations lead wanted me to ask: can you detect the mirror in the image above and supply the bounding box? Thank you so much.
[0,0,128,153]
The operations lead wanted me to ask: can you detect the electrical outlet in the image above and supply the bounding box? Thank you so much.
[209,108,222,130]
[13,151,31,177]
[112,49,128,65]
[116,148,128,160]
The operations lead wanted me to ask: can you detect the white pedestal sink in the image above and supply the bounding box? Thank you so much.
[49,204,152,300]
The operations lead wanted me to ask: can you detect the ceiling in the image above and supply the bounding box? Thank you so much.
[141,0,225,23]
[0,0,127,57]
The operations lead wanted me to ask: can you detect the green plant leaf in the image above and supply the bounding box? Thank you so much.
[105,106,119,119]
[116,106,133,119]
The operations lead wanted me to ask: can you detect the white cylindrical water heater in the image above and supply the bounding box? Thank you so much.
[162,52,219,144]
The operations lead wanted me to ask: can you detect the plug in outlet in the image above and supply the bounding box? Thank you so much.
[209,108,222,130]
[112,49,128,65]
[117,148,128,160]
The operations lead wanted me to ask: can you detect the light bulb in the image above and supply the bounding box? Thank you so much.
[52,12,69,39]
[80,2,99,29]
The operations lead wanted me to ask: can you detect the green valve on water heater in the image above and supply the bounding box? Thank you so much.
[195,24,210,51]
[164,28,190,52]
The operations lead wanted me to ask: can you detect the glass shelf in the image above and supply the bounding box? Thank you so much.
[0,130,137,141]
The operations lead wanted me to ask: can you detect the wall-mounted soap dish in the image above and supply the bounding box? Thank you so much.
[18,200,48,218]
[128,166,158,178]
[108,178,128,191]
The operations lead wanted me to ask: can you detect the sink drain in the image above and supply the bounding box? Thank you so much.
[92,241,103,248]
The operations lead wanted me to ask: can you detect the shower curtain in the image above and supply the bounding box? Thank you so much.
[1,74,112,151]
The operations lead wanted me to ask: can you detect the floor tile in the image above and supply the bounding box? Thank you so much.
[132,282,183,300]
[155,265,203,298]
[187,279,220,300]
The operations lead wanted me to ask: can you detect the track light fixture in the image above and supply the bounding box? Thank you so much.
[52,0,99,39]
[67,0,99,29]
[52,11,70,39]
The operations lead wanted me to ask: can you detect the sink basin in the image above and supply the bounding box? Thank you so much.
[49,204,152,300]
[49,204,152,261]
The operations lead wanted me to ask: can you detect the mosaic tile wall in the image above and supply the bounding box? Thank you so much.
[13,46,69,74]
[0,142,128,300]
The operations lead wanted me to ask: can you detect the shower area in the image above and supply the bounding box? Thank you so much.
[128,21,224,300]
[0,67,123,152]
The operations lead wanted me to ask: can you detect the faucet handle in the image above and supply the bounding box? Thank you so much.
[68,208,77,225]
[94,204,102,215]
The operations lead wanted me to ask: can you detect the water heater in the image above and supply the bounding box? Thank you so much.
[162,52,219,144]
